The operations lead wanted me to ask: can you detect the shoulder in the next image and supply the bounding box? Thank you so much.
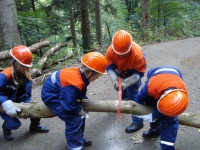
[0,67,12,80]
[60,67,84,90]
[132,42,142,50]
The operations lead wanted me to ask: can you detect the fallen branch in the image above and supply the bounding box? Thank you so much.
[0,40,50,61]
[0,100,199,128]
[31,42,68,77]
[43,54,73,69]
[32,72,53,87]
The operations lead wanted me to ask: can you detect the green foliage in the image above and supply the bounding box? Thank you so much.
[102,1,129,34]
[16,0,200,58]
[125,0,200,43]
[18,11,50,46]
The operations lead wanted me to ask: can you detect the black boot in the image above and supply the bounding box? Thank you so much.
[125,123,143,133]
[29,118,49,133]
[2,122,14,141]
[142,129,160,138]
[84,138,92,147]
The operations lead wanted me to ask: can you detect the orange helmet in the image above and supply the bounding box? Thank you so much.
[157,89,189,117]
[81,52,107,74]
[10,45,33,67]
[112,30,132,55]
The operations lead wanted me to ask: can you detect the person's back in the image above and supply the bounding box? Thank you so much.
[136,66,189,150]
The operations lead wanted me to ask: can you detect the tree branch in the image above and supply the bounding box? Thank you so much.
[31,42,68,77]
[0,40,50,61]
[0,100,199,128]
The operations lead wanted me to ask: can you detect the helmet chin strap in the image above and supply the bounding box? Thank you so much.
[12,59,16,63]
[87,71,95,80]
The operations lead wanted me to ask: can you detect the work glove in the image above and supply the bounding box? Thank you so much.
[78,106,89,119]
[76,99,89,103]
[113,79,127,91]
[2,100,21,118]
[124,74,140,88]
[137,113,152,123]
[107,69,126,91]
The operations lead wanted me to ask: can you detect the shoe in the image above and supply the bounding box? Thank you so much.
[84,138,92,147]
[2,122,14,141]
[142,129,160,138]
[30,124,49,133]
[125,123,143,133]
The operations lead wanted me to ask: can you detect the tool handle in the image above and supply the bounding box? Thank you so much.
[117,77,122,122]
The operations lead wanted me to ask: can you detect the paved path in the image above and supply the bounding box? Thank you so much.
[0,37,200,150]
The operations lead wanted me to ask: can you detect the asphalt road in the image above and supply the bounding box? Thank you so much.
[0,37,200,150]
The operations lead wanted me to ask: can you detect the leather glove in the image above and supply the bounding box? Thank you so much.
[78,106,89,119]
[113,79,127,91]
[2,100,21,118]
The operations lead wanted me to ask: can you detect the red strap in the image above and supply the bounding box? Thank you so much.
[117,77,122,122]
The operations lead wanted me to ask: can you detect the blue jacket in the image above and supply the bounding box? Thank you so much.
[41,67,89,115]
[136,66,188,150]
[136,66,188,106]
[0,67,32,104]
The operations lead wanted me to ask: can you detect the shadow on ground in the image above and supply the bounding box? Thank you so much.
[0,37,200,150]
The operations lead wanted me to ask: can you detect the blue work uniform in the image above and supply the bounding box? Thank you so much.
[41,67,89,150]
[0,67,32,129]
[106,42,146,125]
[136,66,188,150]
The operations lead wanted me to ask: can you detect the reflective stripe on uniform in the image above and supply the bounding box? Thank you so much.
[51,71,57,84]
[160,140,175,146]
[68,146,83,150]
[154,68,179,75]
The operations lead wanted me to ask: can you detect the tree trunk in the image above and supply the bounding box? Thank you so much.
[69,0,77,47]
[0,0,22,51]
[31,42,67,77]
[81,0,91,53]
[0,40,50,61]
[142,0,151,30]
[31,0,36,11]
[157,0,161,30]
[0,100,200,129]
[95,0,102,46]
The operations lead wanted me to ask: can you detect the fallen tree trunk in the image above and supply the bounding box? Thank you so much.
[43,54,73,69]
[0,40,50,61]
[0,100,199,128]
[31,42,68,77]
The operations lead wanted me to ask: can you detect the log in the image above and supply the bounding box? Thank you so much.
[27,40,50,52]
[31,42,68,77]
[43,54,73,69]
[32,72,53,87]
[0,40,50,61]
[0,100,199,128]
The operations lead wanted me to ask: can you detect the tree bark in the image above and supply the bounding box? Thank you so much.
[43,54,73,69]
[69,0,77,47]
[0,100,199,129]
[142,0,151,30]
[81,0,91,52]
[95,0,102,46]
[31,42,67,77]
[0,0,22,51]
[0,40,50,61]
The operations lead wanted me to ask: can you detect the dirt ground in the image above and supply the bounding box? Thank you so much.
[0,37,200,150]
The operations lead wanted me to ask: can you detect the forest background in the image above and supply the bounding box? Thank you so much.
[0,0,200,73]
